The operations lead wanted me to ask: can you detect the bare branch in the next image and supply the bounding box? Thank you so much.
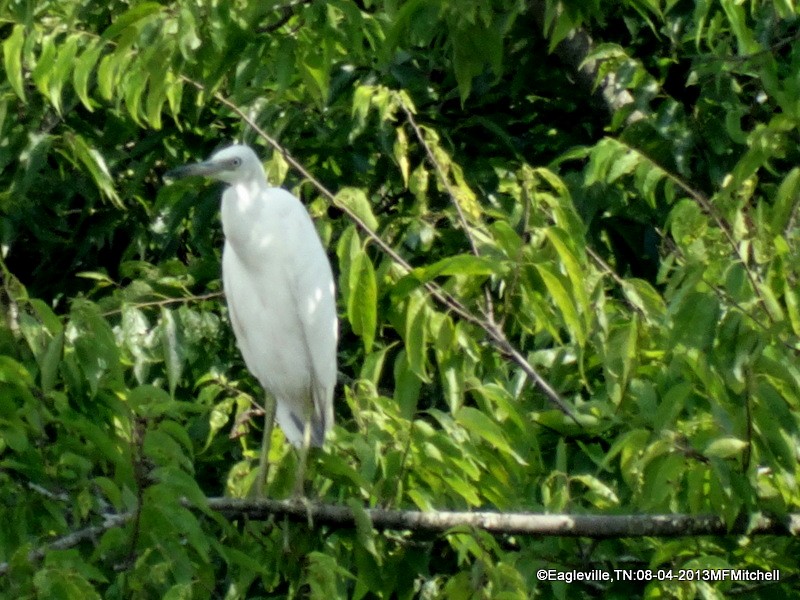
[0,512,131,576]
[4,498,799,575]
[208,499,798,538]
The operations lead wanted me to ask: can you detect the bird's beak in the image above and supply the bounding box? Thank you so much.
[165,159,226,180]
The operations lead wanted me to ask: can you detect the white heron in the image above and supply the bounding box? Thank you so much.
[166,144,338,495]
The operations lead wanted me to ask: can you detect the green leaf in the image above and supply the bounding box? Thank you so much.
[144,60,170,129]
[620,278,667,322]
[46,34,81,114]
[160,307,183,398]
[456,406,523,462]
[305,552,353,596]
[359,343,393,387]
[72,41,104,111]
[122,63,149,125]
[669,199,706,244]
[101,2,165,40]
[150,466,206,509]
[347,248,377,352]
[34,568,102,600]
[393,350,422,419]
[535,262,585,345]
[96,47,131,102]
[704,437,748,459]
[29,298,63,335]
[165,76,183,119]
[403,292,429,380]
[544,227,589,318]
[720,0,760,55]
[59,135,123,208]
[31,35,57,102]
[121,305,151,384]
[127,384,174,418]
[670,292,719,350]
[452,23,502,103]
[163,583,192,600]
[347,498,381,564]
[412,254,500,282]
[40,329,64,393]
[3,25,26,101]
[70,300,122,395]
[606,149,640,182]
[571,474,620,509]
[336,224,359,309]
[335,187,379,231]
[394,126,409,186]
[409,163,429,204]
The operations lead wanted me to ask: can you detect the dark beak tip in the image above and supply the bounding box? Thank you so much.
[164,165,191,180]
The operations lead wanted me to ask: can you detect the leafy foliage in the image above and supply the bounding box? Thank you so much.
[0,0,799,597]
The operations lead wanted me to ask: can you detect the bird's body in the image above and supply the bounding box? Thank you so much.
[221,182,336,445]
[168,145,337,449]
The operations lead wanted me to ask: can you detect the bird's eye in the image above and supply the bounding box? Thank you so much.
[231,157,242,168]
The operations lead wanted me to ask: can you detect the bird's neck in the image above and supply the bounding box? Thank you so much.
[220,183,268,252]
[229,181,263,209]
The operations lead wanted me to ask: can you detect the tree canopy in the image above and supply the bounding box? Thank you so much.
[1,0,800,597]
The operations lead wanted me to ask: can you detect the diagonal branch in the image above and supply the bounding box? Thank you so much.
[401,105,497,325]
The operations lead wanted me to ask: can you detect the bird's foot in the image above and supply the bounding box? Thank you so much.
[288,493,315,529]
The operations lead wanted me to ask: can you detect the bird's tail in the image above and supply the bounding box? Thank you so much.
[275,395,331,447]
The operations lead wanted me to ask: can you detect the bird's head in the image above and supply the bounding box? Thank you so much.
[166,144,266,186]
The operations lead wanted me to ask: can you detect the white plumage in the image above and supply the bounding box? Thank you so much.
[168,144,337,447]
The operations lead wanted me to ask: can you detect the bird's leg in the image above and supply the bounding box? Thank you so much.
[292,416,313,498]
[292,417,315,528]
[253,392,277,498]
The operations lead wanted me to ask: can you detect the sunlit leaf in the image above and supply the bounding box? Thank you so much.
[160,307,184,398]
[3,25,26,101]
[347,248,377,352]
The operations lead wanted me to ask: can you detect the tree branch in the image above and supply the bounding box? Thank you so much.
[100,291,224,317]
[528,0,645,124]
[0,511,131,576]
[402,105,498,325]
[4,498,799,575]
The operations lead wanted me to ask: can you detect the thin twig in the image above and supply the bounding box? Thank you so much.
[586,246,648,319]
[695,29,800,65]
[402,106,497,324]
[617,140,774,325]
[101,292,224,317]
[658,229,794,350]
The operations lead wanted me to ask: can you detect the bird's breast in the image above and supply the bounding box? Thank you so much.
[220,185,294,268]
